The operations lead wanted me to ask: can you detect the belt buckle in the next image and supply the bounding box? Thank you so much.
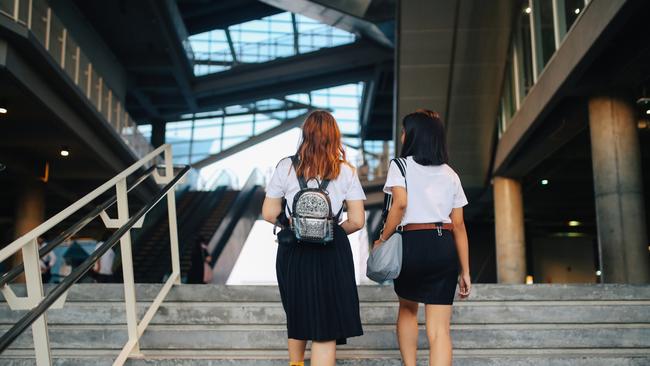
[435,224,442,237]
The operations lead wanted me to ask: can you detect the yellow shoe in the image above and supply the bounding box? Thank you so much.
[289,362,304,366]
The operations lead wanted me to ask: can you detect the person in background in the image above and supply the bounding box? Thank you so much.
[92,231,115,283]
[188,235,210,284]
[38,236,56,283]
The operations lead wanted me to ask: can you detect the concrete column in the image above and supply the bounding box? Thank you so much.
[588,95,649,283]
[493,176,527,283]
[151,121,166,148]
[12,179,46,283]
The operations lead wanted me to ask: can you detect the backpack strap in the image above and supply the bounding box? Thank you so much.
[319,178,330,190]
[291,155,308,190]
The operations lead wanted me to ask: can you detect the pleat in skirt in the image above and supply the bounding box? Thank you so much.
[276,224,363,343]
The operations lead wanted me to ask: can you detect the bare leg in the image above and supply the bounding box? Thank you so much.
[288,338,307,364]
[311,340,336,366]
[397,297,419,366]
[424,304,453,366]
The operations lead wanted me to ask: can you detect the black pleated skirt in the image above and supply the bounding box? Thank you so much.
[394,229,459,305]
[276,224,363,343]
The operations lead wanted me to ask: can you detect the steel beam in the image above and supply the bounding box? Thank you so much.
[148,0,198,111]
[191,111,312,169]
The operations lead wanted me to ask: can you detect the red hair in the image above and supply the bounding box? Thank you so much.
[295,110,348,180]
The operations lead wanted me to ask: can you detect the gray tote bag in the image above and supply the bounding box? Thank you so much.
[366,157,406,283]
[366,231,402,283]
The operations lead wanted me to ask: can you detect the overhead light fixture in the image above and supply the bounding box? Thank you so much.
[0,107,7,114]
[524,7,532,14]
[574,8,581,14]
[568,220,581,227]
[60,147,70,157]
[540,179,549,185]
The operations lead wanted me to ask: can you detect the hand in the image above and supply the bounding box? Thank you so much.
[458,272,471,299]
[372,239,382,249]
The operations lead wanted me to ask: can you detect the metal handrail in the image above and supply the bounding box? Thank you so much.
[0,166,155,288]
[0,143,185,366]
[0,165,190,353]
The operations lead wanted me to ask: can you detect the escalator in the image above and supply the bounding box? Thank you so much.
[131,187,228,282]
[127,170,265,284]
[178,190,238,276]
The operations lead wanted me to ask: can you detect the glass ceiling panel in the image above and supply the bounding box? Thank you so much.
[190,12,356,76]
[138,83,364,168]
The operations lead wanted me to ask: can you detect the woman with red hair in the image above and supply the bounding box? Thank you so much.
[263,110,366,366]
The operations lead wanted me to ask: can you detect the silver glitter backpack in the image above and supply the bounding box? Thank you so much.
[287,156,342,244]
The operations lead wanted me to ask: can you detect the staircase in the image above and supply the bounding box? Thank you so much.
[1,284,649,365]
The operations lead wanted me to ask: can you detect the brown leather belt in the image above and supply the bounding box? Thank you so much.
[402,223,454,232]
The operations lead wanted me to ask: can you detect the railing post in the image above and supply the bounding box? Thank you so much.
[22,238,52,366]
[115,178,141,355]
[164,145,181,284]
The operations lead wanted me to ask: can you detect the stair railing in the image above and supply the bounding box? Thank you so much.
[0,144,189,366]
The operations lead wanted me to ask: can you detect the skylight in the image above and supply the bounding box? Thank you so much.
[190,12,357,76]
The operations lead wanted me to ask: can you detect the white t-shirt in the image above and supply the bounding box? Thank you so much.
[266,157,367,217]
[95,242,115,275]
[383,156,468,225]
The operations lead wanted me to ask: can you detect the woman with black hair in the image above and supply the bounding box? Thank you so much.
[374,109,471,366]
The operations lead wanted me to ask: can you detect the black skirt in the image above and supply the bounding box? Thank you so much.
[276,224,363,343]
[394,229,459,305]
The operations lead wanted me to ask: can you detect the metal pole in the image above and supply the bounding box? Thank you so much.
[164,145,181,284]
[116,178,140,355]
[528,0,539,82]
[552,0,566,50]
[22,238,52,366]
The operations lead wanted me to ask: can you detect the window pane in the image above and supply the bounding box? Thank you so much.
[31,0,48,46]
[517,2,535,95]
[48,14,64,65]
[64,33,78,82]
[17,0,28,24]
[564,0,584,33]
[536,0,556,68]
[0,0,13,17]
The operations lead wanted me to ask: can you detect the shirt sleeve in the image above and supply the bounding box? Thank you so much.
[265,158,290,198]
[453,174,469,208]
[344,166,367,200]
[383,160,406,194]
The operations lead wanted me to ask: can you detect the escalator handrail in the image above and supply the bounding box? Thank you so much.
[207,170,263,265]
[0,164,191,353]
[0,165,155,288]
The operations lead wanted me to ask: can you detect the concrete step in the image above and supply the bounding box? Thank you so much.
[1,284,649,364]
[3,283,649,303]
[2,300,649,325]
[4,324,650,350]
[2,349,650,366]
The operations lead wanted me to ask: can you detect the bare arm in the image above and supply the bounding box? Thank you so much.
[374,186,407,247]
[262,197,283,224]
[451,207,471,298]
[340,200,365,234]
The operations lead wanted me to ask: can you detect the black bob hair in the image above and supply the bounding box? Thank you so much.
[399,110,449,166]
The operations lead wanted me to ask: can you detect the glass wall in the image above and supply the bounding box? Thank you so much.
[190,12,356,76]
[137,83,364,167]
[0,0,153,158]
[498,0,590,137]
